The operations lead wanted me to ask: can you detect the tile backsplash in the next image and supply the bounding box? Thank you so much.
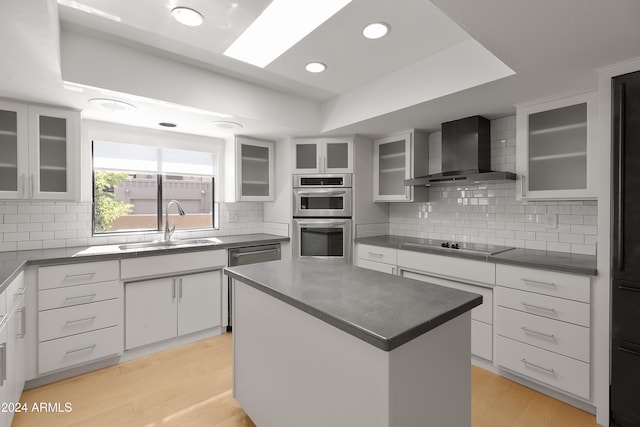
[0,201,270,252]
[389,115,597,255]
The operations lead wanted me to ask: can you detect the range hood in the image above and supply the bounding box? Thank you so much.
[404,115,516,186]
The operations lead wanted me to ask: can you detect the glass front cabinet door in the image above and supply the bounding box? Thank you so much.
[292,138,352,173]
[515,90,597,200]
[0,100,79,200]
[373,130,429,202]
[236,136,275,202]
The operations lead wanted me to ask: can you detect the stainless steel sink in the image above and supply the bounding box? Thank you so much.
[118,237,222,251]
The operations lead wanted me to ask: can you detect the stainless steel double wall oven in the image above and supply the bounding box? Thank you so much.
[292,174,352,262]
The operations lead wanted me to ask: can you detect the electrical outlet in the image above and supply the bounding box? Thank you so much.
[545,214,557,228]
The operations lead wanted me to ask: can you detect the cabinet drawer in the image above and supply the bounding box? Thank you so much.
[496,286,589,327]
[357,259,396,275]
[402,270,493,324]
[39,260,119,290]
[39,299,121,342]
[39,326,122,374]
[472,320,492,361]
[496,336,589,399]
[398,250,495,285]
[358,244,397,265]
[39,280,121,311]
[495,264,590,303]
[497,307,589,363]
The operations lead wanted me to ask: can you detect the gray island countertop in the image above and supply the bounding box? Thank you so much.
[224,258,482,351]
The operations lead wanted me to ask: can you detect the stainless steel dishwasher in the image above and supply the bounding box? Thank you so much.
[227,243,281,331]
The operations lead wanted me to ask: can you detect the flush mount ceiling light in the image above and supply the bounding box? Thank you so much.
[212,121,243,130]
[171,6,204,27]
[362,22,390,39]
[305,62,327,73]
[224,0,352,68]
[88,98,137,112]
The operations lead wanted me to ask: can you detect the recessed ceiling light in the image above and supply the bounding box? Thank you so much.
[212,121,243,130]
[224,0,352,68]
[88,98,137,112]
[171,7,204,27]
[305,62,327,73]
[362,22,390,39]
[159,122,177,127]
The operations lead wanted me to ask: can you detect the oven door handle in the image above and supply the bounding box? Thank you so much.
[296,190,346,196]
[297,221,347,227]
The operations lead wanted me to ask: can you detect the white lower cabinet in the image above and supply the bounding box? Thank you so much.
[125,270,222,350]
[1,271,27,427]
[356,244,397,275]
[495,264,591,400]
[37,261,123,375]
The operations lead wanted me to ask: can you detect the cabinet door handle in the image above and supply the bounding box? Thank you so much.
[179,278,183,299]
[172,279,176,300]
[618,346,640,357]
[29,174,34,198]
[521,326,556,340]
[65,344,96,355]
[20,174,25,198]
[521,302,556,313]
[64,293,96,303]
[521,175,526,196]
[521,277,556,287]
[18,307,26,338]
[521,358,555,374]
[617,82,626,272]
[64,272,96,280]
[0,343,6,385]
[618,285,640,293]
[65,315,96,325]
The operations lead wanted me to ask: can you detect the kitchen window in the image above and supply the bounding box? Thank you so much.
[92,140,218,234]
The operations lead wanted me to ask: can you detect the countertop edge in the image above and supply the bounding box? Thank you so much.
[224,266,482,351]
[0,234,289,294]
[355,236,597,276]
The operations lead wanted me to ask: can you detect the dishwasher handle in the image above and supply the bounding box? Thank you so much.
[231,248,281,258]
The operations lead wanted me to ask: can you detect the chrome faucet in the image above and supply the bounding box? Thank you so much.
[164,200,186,242]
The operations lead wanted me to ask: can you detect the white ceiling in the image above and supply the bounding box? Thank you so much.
[1,0,640,140]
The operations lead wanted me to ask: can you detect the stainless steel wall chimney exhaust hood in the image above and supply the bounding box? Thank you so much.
[404,115,516,186]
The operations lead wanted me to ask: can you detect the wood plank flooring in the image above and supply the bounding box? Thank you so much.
[13,333,598,427]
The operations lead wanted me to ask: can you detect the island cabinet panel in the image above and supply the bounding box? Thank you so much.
[397,250,495,286]
[232,280,471,427]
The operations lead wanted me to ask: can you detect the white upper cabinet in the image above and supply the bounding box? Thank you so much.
[515,90,597,200]
[373,130,429,202]
[0,99,79,201]
[292,137,353,173]
[236,136,275,202]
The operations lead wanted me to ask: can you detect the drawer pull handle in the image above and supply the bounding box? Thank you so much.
[0,343,6,385]
[18,308,26,338]
[521,358,555,374]
[521,326,556,340]
[14,287,26,296]
[64,293,97,302]
[367,252,384,258]
[521,278,556,287]
[65,345,96,355]
[521,302,556,313]
[65,316,97,325]
[64,273,96,281]
[618,346,640,357]
[619,285,640,293]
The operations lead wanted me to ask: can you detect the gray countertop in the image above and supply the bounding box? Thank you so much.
[224,258,482,351]
[0,233,289,294]
[355,235,597,276]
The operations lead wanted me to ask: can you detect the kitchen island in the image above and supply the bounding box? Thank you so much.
[224,258,482,427]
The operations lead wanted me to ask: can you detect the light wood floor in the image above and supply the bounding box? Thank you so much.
[14,333,598,427]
